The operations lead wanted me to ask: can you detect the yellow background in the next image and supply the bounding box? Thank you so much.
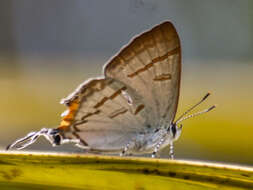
[1,57,252,165]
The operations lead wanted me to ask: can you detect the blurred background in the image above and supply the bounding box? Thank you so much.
[0,0,253,165]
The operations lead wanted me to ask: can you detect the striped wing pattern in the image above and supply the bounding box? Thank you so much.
[59,78,148,150]
[58,21,181,151]
[104,22,181,127]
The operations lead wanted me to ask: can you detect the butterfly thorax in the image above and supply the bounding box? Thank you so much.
[128,123,182,154]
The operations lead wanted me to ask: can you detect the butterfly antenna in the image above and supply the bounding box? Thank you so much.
[174,92,211,124]
[176,105,216,124]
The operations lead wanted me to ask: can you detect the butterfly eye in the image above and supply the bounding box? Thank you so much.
[170,123,177,138]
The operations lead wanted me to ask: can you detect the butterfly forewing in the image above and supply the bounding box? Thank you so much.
[58,21,181,152]
[104,22,181,126]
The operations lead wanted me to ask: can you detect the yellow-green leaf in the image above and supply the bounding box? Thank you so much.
[0,152,252,190]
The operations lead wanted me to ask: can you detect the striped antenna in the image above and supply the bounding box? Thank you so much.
[174,92,211,124]
[176,105,216,124]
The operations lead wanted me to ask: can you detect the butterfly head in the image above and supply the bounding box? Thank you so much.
[168,123,182,141]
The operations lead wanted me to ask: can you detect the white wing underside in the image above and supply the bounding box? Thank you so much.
[59,21,181,151]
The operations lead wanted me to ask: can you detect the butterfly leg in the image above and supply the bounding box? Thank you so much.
[169,142,174,159]
[120,142,131,156]
[151,137,165,158]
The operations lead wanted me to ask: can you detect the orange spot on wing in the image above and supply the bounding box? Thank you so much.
[62,112,74,121]
[59,120,71,128]
[58,99,80,131]
[69,100,79,111]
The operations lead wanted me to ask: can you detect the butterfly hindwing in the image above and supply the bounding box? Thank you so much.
[59,78,149,150]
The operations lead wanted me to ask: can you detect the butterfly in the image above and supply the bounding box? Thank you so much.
[7,21,215,159]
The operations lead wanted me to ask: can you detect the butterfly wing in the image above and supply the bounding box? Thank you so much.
[58,21,181,152]
[59,78,149,151]
[104,21,181,127]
